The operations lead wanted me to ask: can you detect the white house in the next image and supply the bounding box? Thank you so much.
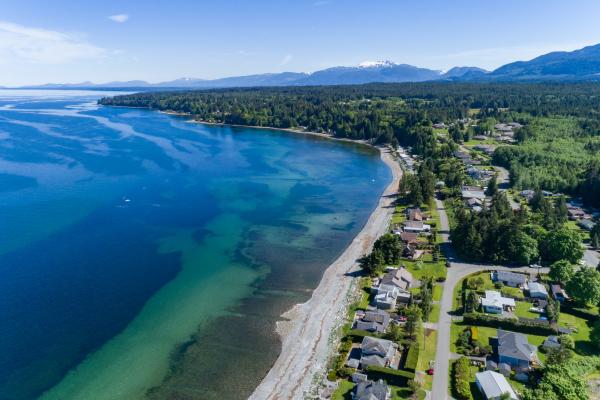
[476,371,518,400]
[402,220,431,233]
[481,291,516,314]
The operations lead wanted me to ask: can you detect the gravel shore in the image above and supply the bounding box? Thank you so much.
[248,146,402,400]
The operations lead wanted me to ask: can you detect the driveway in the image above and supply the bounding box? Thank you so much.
[430,198,547,400]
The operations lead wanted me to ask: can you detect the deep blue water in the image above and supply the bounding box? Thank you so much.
[0,90,390,400]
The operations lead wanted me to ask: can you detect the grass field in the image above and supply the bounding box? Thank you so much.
[332,380,355,400]
[417,328,438,390]
[515,301,541,319]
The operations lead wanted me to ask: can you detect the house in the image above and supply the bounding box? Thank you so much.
[353,379,390,400]
[567,207,586,220]
[351,372,368,383]
[406,207,423,221]
[474,144,497,156]
[467,197,484,212]
[493,271,527,288]
[432,123,446,129]
[520,190,535,201]
[528,282,548,299]
[461,185,486,200]
[359,336,396,368]
[542,335,561,350]
[497,329,538,371]
[354,310,390,333]
[403,244,424,260]
[398,231,419,245]
[481,291,516,314]
[475,371,518,400]
[578,219,595,231]
[374,284,410,309]
[402,220,431,233]
[551,284,569,303]
[381,268,413,291]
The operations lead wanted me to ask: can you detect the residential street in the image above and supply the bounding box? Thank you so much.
[430,198,548,400]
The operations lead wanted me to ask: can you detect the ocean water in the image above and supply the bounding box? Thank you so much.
[0,90,391,400]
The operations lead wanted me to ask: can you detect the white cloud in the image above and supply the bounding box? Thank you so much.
[108,14,129,23]
[0,21,107,64]
[280,54,293,66]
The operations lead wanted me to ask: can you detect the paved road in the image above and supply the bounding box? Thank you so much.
[430,198,548,400]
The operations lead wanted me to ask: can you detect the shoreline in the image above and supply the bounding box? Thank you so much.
[248,145,402,400]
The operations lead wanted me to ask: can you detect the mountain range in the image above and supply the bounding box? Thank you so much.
[17,43,600,90]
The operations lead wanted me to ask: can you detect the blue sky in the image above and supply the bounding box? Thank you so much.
[2,0,600,85]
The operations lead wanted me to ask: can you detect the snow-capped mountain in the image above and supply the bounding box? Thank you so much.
[358,60,397,68]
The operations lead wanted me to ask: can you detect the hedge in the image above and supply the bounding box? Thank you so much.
[366,365,414,386]
[452,357,473,400]
[403,344,419,373]
[462,312,557,336]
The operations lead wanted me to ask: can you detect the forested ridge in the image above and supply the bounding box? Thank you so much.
[99,83,600,206]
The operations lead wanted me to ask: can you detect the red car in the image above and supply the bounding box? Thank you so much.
[427,368,434,375]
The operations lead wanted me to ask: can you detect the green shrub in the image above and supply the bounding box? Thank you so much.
[452,357,473,400]
[404,344,419,372]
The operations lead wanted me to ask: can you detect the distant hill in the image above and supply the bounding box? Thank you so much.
[441,66,488,79]
[14,43,600,89]
[488,43,600,81]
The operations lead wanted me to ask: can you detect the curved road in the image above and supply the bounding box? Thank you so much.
[430,198,548,400]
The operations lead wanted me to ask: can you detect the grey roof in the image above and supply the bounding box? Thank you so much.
[476,371,518,400]
[352,372,368,383]
[528,282,548,295]
[543,335,561,349]
[498,329,537,362]
[496,271,527,284]
[551,284,568,299]
[486,360,498,370]
[355,310,390,333]
[380,268,413,290]
[355,379,388,400]
[359,354,387,368]
[361,336,395,356]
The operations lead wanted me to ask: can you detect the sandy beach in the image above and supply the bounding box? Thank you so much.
[248,146,402,400]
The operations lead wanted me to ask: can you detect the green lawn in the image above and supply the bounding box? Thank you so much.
[403,253,447,280]
[429,303,441,323]
[433,284,443,301]
[390,385,415,400]
[332,380,355,400]
[558,312,595,354]
[515,301,540,319]
[417,328,437,390]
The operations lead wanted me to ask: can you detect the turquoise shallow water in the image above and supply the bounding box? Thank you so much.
[0,90,390,400]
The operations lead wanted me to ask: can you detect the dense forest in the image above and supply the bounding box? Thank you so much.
[100,83,600,206]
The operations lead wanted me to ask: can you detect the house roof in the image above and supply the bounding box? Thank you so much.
[551,284,568,298]
[543,335,561,349]
[498,329,537,362]
[528,282,548,295]
[380,268,413,290]
[496,271,527,284]
[476,371,518,400]
[356,310,390,333]
[403,220,424,229]
[481,291,515,308]
[355,379,388,400]
[361,336,395,356]
[408,208,423,221]
[399,232,419,244]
